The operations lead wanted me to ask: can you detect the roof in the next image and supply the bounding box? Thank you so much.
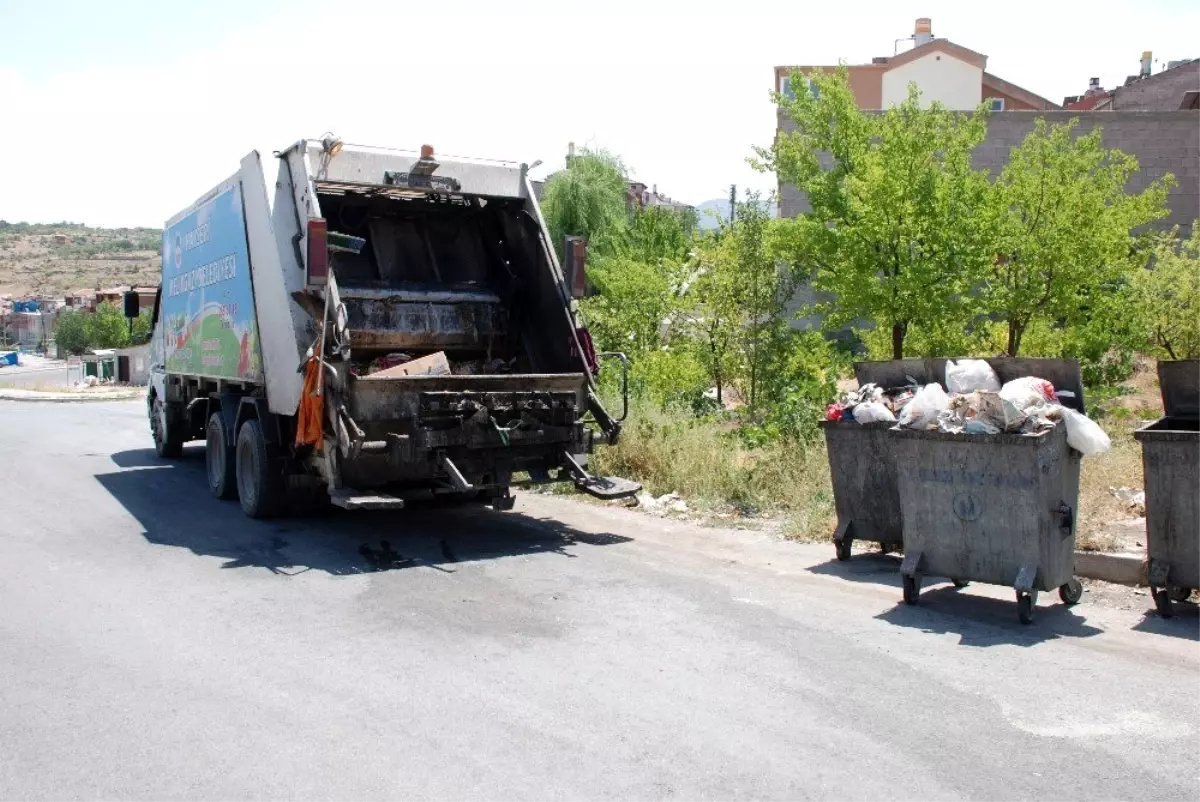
[886,39,987,71]
[1062,92,1112,111]
[982,72,1062,110]
[776,39,1059,110]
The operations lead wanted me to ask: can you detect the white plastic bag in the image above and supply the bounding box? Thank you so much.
[1060,407,1111,456]
[1000,376,1056,411]
[851,401,896,424]
[899,384,949,430]
[945,359,1000,394]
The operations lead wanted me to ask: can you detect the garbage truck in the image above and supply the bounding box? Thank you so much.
[144,138,639,517]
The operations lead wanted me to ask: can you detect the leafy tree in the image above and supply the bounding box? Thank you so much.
[88,302,131,349]
[54,308,91,355]
[987,118,1174,356]
[681,229,742,406]
[131,309,154,345]
[730,193,788,407]
[1135,224,1200,360]
[540,147,629,258]
[757,67,995,359]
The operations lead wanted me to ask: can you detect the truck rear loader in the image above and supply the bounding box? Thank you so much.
[145,138,639,517]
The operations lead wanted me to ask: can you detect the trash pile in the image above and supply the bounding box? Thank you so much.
[826,358,1111,456]
[824,383,912,425]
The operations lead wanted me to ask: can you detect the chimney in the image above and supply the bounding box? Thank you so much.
[1086,77,1101,96]
[1140,50,1152,77]
[567,141,575,166]
[914,17,934,47]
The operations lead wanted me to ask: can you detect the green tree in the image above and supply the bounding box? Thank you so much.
[89,302,131,349]
[1135,224,1200,360]
[682,229,742,406]
[756,67,995,358]
[987,118,1174,356]
[131,309,154,345]
[540,148,629,258]
[54,308,91,355]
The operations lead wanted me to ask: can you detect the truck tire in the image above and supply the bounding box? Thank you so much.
[236,419,284,518]
[206,412,237,500]
[151,396,183,459]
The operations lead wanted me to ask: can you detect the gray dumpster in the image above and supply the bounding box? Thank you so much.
[1134,359,1199,618]
[887,358,1086,624]
[820,360,945,561]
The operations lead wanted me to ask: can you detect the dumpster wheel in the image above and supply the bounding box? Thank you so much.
[1017,591,1035,625]
[1152,587,1175,619]
[835,538,852,562]
[1168,586,1192,602]
[902,574,920,605]
[1058,578,1083,606]
[952,579,969,589]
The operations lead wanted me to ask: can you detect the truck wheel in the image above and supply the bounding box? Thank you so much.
[236,419,284,519]
[151,397,183,459]
[206,412,237,500]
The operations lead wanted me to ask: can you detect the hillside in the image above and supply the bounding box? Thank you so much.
[0,222,162,296]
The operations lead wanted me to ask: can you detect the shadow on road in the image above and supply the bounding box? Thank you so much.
[807,551,904,587]
[96,448,632,576]
[876,585,1104,647]
[1132,605,1200,641]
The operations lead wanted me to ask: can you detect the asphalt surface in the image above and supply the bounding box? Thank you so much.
[1,399,1197,800]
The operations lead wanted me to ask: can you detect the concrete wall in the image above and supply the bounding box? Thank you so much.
[779,110,1199,236]
[882,51,982,109]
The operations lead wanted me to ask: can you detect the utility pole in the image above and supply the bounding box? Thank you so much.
[729,184,737,223]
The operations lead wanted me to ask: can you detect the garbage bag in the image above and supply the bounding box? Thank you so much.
[999,376,1056,410]
[1060,407,1111,456]
[852,401,896,424]
[945,359,1000,394]
[898,384,949,430]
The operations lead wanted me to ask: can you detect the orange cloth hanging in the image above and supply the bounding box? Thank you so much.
[295,356,324,449]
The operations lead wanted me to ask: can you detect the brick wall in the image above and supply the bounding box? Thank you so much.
[779,110,1199,236]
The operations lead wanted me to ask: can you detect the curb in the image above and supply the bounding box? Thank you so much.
[1075,550,1146,586]
[0,390,144,403]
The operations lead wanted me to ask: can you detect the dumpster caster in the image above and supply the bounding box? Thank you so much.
[952,579,969,589]
[1152,587,1175,619]
[1017,591,1036,625]
[1168,586,1192,603]
[833,521,852,562]
[835,538,852,562]
[902,574,921,605]
[1058,578,1083,606]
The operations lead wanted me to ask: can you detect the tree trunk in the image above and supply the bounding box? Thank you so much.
[891,322,907,360]
[1006,320,1024,357]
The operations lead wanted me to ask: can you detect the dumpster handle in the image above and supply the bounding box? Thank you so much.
[1054,501,1073,535]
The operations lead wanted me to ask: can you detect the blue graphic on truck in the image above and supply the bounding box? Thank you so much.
[160,184,263,382]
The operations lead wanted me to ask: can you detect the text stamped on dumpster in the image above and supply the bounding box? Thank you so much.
[918,467,1037,490]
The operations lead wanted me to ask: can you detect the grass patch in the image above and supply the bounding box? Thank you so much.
[590,401,835,540]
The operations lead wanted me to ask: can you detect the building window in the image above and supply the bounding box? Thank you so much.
[986,97,1005,111]
[779,76,819,100]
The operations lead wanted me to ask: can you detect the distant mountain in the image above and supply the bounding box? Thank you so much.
[693,198,778,231]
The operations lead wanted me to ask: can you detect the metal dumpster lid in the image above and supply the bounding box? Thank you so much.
[1157,359,1200,418]
[853,357,1085,412]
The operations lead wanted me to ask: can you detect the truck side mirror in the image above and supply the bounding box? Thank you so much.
[563,236,589,299]
[123,291,140,319]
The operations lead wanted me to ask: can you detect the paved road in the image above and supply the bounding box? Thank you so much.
[1,400,1197,800]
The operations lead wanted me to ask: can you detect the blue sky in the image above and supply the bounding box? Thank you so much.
[1,0,1197,227]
